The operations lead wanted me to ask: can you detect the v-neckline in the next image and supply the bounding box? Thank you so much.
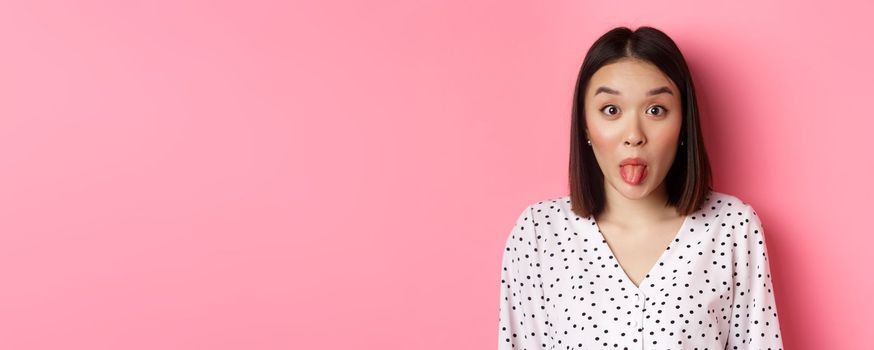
[591,214,690,292]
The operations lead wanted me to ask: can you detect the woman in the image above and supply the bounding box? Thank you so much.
[498,26,783,349]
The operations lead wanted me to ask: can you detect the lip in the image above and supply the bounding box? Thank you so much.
[619,157,648,167]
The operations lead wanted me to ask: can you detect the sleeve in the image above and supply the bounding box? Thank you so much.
[726,204,784,350]
[498,205,550,350]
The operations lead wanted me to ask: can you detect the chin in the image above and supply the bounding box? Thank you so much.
[609,178,654,200]
[621,188,652,200]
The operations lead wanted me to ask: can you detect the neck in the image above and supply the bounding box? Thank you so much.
[598,181,679,227]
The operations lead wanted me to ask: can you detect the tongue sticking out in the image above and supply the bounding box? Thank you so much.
[620,164,646,184]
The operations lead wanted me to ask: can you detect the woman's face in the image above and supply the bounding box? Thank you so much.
[584,58,683,200]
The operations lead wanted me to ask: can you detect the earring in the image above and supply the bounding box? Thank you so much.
[587,139,592,146]
[680,140,685,146]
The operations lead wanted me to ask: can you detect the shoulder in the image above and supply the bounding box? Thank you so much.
[506,194,573,239]
[503,197,564,258]
[707,191,767,242]
[527,194,573,214]
[523,194,580,227]
[717,191,760,214]
[701,190,759,218]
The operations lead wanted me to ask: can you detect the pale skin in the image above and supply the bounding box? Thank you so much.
[583,58,686,287]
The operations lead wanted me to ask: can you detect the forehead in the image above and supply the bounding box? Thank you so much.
[586,59,677,97]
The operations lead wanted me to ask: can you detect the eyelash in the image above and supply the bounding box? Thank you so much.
[600,105,669,118]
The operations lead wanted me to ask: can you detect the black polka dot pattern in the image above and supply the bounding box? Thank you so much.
[498,191,783,349]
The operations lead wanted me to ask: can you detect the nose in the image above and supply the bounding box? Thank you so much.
[624,136,645,147]
[623,119,646,147]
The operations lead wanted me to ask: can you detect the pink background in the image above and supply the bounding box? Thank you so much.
[1,1,871,349]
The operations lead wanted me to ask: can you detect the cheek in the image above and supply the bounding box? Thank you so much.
[585,121,622,145]
[652,120,682,145]
[588,131,620,150]
[650,128,680,145]
[650,125,682,168]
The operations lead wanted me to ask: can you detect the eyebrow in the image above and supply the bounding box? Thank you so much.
[594,86,674,96]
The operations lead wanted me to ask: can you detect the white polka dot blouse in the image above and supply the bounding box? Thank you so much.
[498,191,783,349]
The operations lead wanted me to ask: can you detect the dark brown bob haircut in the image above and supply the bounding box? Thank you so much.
[569,26,712,219]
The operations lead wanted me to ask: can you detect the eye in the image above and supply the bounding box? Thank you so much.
[600,105,620,116]
[647,105,668,116]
